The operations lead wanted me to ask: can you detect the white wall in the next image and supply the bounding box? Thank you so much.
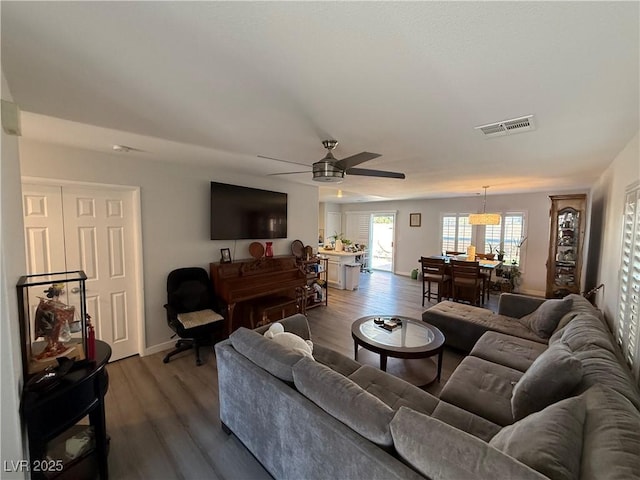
[1,73,27,478]
[588,131,640,326]
[339,191,588,296]
[18,139,319,349]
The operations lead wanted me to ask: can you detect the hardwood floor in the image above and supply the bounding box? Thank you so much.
[104,271,499,479]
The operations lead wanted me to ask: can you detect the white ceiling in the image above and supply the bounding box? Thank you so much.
[2,1,638,203]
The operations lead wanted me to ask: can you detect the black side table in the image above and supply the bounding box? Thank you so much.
[21,340,111,479]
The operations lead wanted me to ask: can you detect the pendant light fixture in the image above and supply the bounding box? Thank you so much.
[468,186,501,225]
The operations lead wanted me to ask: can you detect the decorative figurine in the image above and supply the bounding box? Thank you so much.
[34,284,76,361]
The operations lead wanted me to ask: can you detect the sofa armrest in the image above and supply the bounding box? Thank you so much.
[498,294,545,319]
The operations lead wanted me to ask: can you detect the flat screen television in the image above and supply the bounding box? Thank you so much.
[210,182,288,240]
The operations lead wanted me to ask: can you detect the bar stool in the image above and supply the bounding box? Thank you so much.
[450,260,483,306]
[420,256,451,305]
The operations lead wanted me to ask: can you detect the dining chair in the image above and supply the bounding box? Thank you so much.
[450,260,483,306]
[474,254,493,302]
[420,257,451,305]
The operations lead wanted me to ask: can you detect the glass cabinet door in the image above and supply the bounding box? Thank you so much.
[553,208,580,292]
[546,194,586,298]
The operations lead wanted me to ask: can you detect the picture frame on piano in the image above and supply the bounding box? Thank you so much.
[220,248,232,263]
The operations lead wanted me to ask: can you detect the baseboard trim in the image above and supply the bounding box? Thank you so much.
[142,339,176,357]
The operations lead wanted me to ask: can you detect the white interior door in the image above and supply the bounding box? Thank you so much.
[22,183,142,361]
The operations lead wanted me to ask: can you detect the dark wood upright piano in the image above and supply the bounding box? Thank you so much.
[210,255,306,335]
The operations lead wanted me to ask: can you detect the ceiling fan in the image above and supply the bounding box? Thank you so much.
[260,140,406,183]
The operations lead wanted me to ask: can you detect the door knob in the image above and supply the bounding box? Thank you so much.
[71,287,80,294]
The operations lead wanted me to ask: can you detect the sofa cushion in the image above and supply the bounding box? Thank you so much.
[554,294,604,332]
[230,327,307,382]
[348,365,439,416]
[390,407,547,480]
[521,296,573,339]
[292,357,395,447]
[439,356,523,426]
[253,313,311,340]
[313,343,361,377]
[579,385,640,480]
[511,342,582,421]
[490,396,586,480]
[423,301,546,352]
[571,347,640,412]
[431,401,502,442]
[470,331,548,372]
[550,312,616,354]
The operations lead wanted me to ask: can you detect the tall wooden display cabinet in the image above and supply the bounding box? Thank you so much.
[545,194,587,298]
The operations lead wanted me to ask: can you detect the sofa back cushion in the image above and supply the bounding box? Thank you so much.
[253,313,311,340]
[554,294,604,333]
[348,365,439,416]
[550,314,640,411]
[511,342,582,421]
[491,396,585,480]
[493,386,640,480]
[579,385,640,480]
[230,327,308,382]
[390,407,547,480]
[521,296,573,339]
[292,357,395,447]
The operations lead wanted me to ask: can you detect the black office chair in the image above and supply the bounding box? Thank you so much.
[163,267,225,366]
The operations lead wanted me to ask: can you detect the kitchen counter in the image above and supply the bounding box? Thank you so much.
[318,249,363,290]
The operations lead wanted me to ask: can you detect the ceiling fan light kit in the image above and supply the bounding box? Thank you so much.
[469,186,501,225]
[264,139,406,182]
[313,161,345,183]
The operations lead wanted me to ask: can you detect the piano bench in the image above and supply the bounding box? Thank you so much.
[250,296,300,329]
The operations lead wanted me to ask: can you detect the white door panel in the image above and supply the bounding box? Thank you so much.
[23,183,141,361]
[62,187,139,361]
[22,184,66,275]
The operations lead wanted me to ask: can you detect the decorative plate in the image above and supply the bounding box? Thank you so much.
[291,239,304,258]
[249,242,265,259]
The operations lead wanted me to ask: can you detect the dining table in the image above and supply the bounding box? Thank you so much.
[425,254,503,302]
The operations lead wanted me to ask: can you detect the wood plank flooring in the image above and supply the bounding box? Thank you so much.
[104,271,499,479]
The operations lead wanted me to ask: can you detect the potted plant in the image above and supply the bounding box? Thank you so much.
[330,232,345,251]
[494,247,505,262]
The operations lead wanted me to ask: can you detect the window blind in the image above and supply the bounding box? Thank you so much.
[617,183,640,381]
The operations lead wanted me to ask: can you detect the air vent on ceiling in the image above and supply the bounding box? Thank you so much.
[475,115,535,138]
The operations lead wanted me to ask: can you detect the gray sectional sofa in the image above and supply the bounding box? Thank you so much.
[215,294,640,480]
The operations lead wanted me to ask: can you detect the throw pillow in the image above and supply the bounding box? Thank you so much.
[292,357,395,447]
[491,396,586,480]
[264,322,314,359]
[511,342,582,421]
[390,407,546,480]
[522,296,573,339]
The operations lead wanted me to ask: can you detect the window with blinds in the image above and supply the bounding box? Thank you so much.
[617,183,640,381]
[484,213,526,264]
[441,214,472,253]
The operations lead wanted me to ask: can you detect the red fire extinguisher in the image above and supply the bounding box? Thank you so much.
[87,314,96,361]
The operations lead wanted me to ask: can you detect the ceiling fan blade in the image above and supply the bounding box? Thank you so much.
[267,170,312,176]
[258,155,310,168]
[333,152,381,170]
[345,167,406,179]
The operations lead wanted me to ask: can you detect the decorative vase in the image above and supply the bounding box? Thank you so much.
[335,239,343,252]
[265,242,273,257]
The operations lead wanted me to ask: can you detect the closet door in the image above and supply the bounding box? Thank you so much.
[22,183,141,361]
[22,184,66,275]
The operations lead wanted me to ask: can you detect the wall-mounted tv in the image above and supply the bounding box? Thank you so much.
[210,182,288,240]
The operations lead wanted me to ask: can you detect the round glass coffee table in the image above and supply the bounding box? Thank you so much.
[351,315,445,385]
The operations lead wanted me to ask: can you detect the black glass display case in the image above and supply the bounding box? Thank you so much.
[16,270,88,378]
